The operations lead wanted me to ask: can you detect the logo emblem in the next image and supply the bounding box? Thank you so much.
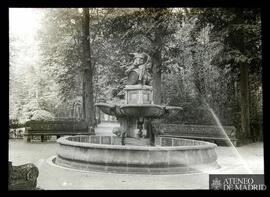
[211,178,222,190]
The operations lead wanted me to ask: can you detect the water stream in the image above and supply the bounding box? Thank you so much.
[204,101,253,174]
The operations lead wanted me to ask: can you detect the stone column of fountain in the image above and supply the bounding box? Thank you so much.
[109,72,156,146]
[122,84,153,136]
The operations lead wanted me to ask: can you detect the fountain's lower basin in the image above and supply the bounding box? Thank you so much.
[55,135,219,174]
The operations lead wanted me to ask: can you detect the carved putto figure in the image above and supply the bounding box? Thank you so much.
[125,47,152,85]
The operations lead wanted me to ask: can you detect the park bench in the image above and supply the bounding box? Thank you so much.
[152,123,237,146]
[24,119,91,142]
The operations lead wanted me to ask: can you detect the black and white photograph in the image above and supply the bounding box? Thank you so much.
[8,7,265,190]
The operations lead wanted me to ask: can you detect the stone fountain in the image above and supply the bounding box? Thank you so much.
[96,50,183,146]
[55,50,219,174]
[95,77,182,146]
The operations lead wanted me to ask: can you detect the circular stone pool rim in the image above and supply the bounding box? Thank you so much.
[55,136,219,174]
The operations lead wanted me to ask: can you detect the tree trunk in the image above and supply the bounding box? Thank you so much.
[82,81,86,119]
[152,62,162,104]
[82,8,95,133]
[152,38,162,105]
[240,62,251,141]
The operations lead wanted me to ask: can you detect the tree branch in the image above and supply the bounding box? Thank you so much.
[91,9,112,44]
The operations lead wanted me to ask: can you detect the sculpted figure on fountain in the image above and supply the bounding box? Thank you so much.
[125,47,152,85]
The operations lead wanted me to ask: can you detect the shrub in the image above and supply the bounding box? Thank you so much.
[29,110,55,121]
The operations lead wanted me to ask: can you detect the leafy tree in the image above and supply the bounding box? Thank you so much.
[190,8,262,138]
[105,8,183,104]
[38,8,115,126]
[10,24,59,123]
[10,8,262,141]
[38,8,83,105]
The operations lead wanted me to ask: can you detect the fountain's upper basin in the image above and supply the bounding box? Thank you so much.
[95,103,182,118]
[56,135,217,168]
[120,104,165,118]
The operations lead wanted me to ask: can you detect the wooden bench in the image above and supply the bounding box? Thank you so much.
[152,123,237,146]
[24,119,91,142]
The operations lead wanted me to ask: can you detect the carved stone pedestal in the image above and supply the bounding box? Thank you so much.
[8,161,39,190]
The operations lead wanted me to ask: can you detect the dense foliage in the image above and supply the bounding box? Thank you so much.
[9,8,262,134]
